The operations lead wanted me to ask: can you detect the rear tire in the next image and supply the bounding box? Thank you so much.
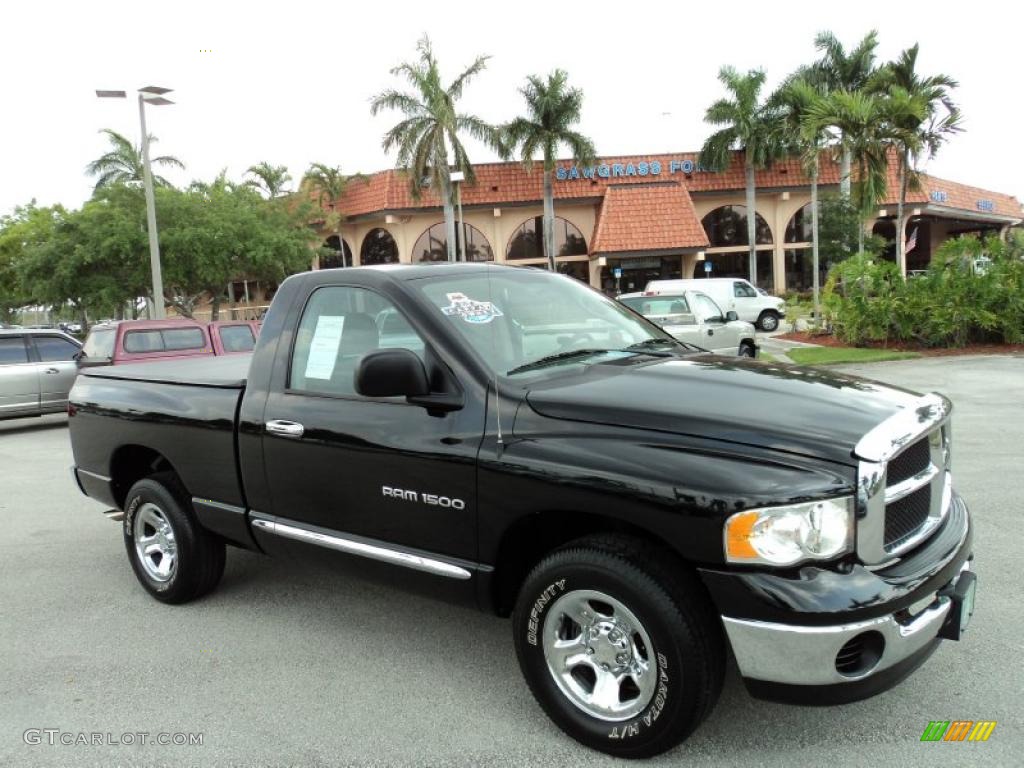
[512,536,724,758]
[123,472,226,604]
[757,311,780,332]
[739,342,756,358]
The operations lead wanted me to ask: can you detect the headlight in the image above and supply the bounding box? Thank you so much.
[724,497,854,566]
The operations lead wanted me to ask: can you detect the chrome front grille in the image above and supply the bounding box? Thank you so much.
[854,394,953,565]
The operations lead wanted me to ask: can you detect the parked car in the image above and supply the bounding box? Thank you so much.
[644,277,786,331]
[618,291,758,357]
[0,328,82,420]
[69,264,975,758]
[78,319,260,368]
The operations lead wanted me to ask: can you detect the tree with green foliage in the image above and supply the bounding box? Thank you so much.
[700,66,783,285]
[245,162,293,199]
[870,45,961,275]
[157,176,315,318]
[504,70,595,271]
[85,129,184,193]
[370,35,504,262]
[0,203,63,322]
[301,163,367,267]
[808,30,879,197]
[804,90,893,253]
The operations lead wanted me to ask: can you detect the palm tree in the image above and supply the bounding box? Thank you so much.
[809,30,879,197]
[245,162,293,198]
[85,128,184,193]
[699,66,783,285]
[370,35,504,262]
[302,163,367,267]
[870,46,961,274]
[773,74,829,316]
[504,70,596,272]
[805,90,893,254]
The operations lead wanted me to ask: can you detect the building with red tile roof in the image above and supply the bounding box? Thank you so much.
[307,149,1021,295]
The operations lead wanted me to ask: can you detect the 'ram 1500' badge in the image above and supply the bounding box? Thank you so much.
[382,486,466,510]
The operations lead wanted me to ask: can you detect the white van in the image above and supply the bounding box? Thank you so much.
[643,278,786,331]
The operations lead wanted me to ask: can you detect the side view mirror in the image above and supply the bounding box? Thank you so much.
[355,348,429,398]
[725,311,739,322]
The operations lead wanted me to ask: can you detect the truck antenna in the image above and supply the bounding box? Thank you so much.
[487,264,504,452]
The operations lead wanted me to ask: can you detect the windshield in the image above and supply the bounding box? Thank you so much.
[415,269,675,376]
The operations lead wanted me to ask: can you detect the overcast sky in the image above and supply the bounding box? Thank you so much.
[2,0,1021,217]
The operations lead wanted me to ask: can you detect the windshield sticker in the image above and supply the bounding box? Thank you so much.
[303,315,345,379]
[440,292,504,324]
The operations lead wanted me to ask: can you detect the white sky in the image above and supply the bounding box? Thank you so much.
[2,0,1022,216]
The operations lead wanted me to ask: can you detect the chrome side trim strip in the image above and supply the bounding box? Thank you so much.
[854,393,951,463]
[250,518,472,580]
[77,467,112,483]
[885,463,940,504]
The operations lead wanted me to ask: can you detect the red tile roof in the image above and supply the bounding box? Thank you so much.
[590,182,709,255]
[313,149,1020,223]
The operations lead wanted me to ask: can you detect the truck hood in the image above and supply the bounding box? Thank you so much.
[524,355,922,466]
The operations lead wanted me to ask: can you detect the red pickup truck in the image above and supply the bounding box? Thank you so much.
[78,319,260,367]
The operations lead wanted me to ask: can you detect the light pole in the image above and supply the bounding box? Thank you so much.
[96,86,174,319]
[451,170,467,262]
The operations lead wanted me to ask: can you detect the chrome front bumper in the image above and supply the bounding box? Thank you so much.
[722,559,972,688]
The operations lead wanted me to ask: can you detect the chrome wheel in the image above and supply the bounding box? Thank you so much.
[542,589,657,722]
[133,503,177,582]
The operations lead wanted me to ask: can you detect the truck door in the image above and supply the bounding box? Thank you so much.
[258,284,482,563]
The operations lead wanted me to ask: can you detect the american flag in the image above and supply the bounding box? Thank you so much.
[906,226,918,254]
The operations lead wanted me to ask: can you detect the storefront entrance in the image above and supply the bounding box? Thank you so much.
[600,256,683,295]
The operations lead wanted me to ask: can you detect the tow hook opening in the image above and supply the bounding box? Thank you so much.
[835,630,885,677]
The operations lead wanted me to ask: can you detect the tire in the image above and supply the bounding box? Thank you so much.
[512,536,724,758]
[757,311,780,332]
[122,472,226,604]
[738,342,756,358]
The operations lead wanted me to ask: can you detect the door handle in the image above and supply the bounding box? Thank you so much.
[265,420,304,438]
[44,367,60,374]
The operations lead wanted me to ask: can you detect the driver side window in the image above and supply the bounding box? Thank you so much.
[733,281,757,298]
[290,286,425,397]
[691,292,724,320]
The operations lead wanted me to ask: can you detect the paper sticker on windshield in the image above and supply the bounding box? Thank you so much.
[440,292,504,324]
[304,315,345,379]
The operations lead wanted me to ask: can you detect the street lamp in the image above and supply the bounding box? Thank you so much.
[96,86,174,319]
[450,170,467,262]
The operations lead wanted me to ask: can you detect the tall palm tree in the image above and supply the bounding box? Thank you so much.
[773,73,829,315]
[870,45,961,274]
[370,35,504,262]
[809,30,879,197]
[504,70,595,271]
[699,66,782,285]
[245,162,293,199]
[805,90,893,254]
[85,128,184,193]
[302,163,366,267]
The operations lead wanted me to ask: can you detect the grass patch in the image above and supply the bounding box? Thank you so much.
[757,352,778,362]
[788,347,921,365]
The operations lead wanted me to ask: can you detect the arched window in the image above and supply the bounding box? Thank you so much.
[701,205,773,246]
[507,216,588,260]
[785,204,814,243]
[360,228,399,265]
[411,222,494,263]
[320,235,352,269]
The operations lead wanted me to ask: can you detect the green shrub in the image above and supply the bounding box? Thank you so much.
[822,234,1024,348]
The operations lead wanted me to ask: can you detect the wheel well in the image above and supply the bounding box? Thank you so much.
[491,511,680,617]
[109,445,179,509]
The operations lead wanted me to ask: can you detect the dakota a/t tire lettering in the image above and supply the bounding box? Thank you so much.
[512,536,724,758]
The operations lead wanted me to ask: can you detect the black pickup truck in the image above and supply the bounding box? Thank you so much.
[69,264,976,758]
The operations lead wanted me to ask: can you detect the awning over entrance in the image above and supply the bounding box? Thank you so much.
[590,182,709,257]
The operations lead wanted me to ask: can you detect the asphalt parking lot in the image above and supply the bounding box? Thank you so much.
[1,354,1021,768]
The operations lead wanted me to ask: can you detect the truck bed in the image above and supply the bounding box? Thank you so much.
[80,354,250,389]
